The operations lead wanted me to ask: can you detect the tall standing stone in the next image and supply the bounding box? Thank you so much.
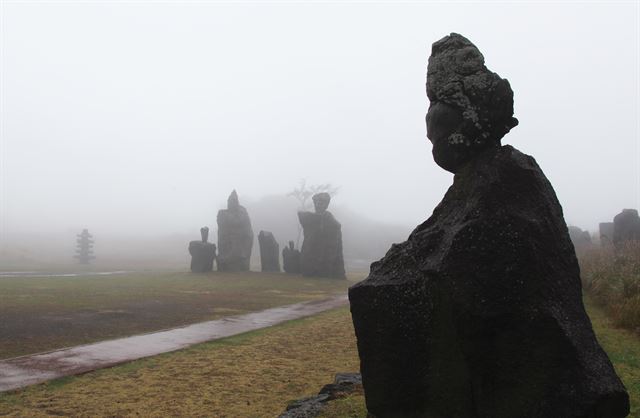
[282,241,301,274]
[568,226,593,253]
[349,33,629,418]
[258,230,280,272]
[599,222,614,247]
[613,208,640,248]
[217,190,254,272]
[188,226,216,273]
[298,193,345,279]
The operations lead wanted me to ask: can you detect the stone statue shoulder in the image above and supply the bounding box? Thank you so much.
[320,210,340,227]
[297,210,319,226]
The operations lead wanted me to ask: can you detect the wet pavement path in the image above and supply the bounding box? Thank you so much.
[0,294,348,393]
[0,271,130,278]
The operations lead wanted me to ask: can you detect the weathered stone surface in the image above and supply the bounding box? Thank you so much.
[600,222,614,247]
[278,373,362,418]
[349,33,629,418]
[613,208,640,248]
[279,394,329,418]
[282,240,301,274]
[188,227,216,273]
[568,225,593,253]
[258,230,280,272]
[298,193,345,279]
[217,190,253,272]
[318,373,362,398]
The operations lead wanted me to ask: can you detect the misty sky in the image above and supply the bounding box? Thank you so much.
[1,1,639,240]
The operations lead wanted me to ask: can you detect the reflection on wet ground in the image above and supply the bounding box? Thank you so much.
[0,294,348,392]
[0,271,130,278]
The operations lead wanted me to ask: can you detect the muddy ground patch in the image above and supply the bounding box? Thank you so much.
[0,271,357,358]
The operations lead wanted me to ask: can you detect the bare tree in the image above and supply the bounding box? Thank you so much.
[288,179,339,247]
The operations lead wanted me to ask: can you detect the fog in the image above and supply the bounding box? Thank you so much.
[1,2,638,267]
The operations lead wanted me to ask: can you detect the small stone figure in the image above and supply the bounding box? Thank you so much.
[613,208,640,249]
[298,193,345,279]
[74,229,95,264]
[188,226,216,273]
[568,225,593,253]
[349,33,629,418]
[599,222,614,247]
[258,230,280,272]
[282,241,301,274]
[217,190,254,271]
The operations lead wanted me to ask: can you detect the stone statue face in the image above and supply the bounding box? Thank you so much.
[426,102,466,172]
[426,33,518,173]
[312,193,331,213]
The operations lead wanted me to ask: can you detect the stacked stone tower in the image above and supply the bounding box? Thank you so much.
[75,229,95,264]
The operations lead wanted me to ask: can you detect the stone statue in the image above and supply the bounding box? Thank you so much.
[217,190,253,271]
[282,241,301,274]
[349,33,629,418]
[298,193,345,279]
[613,208,640,248]
[599,222,614,247]
[568,225,593,253]
[188,226,216,273]
[258,230,280,272]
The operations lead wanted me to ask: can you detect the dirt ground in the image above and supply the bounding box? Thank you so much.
[0,307,360,417]
[0,271,356,359]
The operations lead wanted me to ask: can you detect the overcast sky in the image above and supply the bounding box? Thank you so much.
[1,1,638,240]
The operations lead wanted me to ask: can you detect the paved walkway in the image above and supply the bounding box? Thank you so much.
[0,294,348,393]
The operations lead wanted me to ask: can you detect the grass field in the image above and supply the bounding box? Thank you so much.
[0,308,360,417]
[579,242,640,332]
[585,298,640,417]
[0,271,355,359]
[1,297,638,417]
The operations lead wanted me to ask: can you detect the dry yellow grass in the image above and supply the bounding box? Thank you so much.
[0,308,359,418]
[580,241,640,332]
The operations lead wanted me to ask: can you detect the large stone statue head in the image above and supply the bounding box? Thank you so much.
[227,190,240,211]
[200,226,209,243]
[312,192,331,213]
[426,33,518,173]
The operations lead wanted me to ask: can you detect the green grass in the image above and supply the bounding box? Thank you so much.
[0,270,356,358]
[585,297,640,417]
